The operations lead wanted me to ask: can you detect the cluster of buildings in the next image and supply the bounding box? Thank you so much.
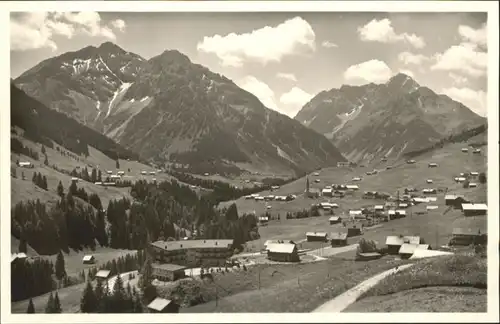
[244,193,296,202]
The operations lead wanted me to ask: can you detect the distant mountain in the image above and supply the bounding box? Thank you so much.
[11,84,139,162]
[14,42,345,176]
[294,73,486,163]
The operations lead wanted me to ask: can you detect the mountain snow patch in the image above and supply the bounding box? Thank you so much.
[140,96,149,102]
[106,82,132,118]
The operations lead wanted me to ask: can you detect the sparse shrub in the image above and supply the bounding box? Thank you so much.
[356,238,378,254]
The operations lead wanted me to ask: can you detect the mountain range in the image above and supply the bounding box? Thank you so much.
[294,73,486,163]
[14,42,345,176]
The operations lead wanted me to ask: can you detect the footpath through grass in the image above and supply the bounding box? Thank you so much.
[172,256,412,312]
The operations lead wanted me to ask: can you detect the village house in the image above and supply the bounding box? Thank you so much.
[306,232,328,242]
[468,183,478,188]
[18,161,33,168]
[332,190,345,198]
[151,263,187,282]
[461,203,487,217]
[329,216,341,225]
[263,239,295,251]
[267,243,300,262]
[149,239,234,267]
[106,170,113,175]
[330,232,348,246]
[264,195,275,201]
[472,148,481,154]
[428,162,438,168]
[71,177,79,183]
[141,171,147,175]
[406,160,416,164]
[117,171,125,175]
[470,171,479,177]
[337,161,351,168]
[422,188,437,195]
[399,243,430,259]
[349,210,365,220]
[347,225,362,237]
[147,298,180,313]
[426,179,433,184]
[461,148,469,152]
[95,270,111,283]
[322,188,333,197]
[374,205,384,212]
[352,177,362,182]
[346,184,359,191]
[254,196,265,201]
[385,235,421,254]
[395,210,406,218]
[258,216,269,225]
[445,194,466,207]
[455,177,467,183]
[398,203,409,209]
[150,171,156,175]
[426,205,439,211]
[82,255,95,264]
[450,227,487,246]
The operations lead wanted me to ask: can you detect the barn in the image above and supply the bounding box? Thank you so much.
[330,232,348,246]
[329,216,341,225]
[82,255,95,264]
[461,203,487,217]
[306,232,328,242]
[151,263,187,282]
[398,243,430,259]
[450,227,487,246]
[267,243,299,262]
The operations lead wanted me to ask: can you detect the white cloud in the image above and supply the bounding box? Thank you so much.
[358,18,425,48]
[458,23,487,48]
[442,87,487,117]
[321,40,338,48]
[276,72,297,82]
[344,59,393,85]
[431,42,487,77]
[449,72,468,85]
[398,51,429,65]
[399,69,414,78]
[236,76,278,111]
[197,16,316,67]
[111,19,126,32]
[431,24,487,78]
[279,87,314,117]
[10,12,120,52]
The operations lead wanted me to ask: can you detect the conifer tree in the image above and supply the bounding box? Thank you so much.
[42,175,48,190]
[41,145,46,155]
[53,292,62,313]
[55,251,66,281]
[57,181,64,197]
[81,281,98,313]
[44,155,49,166]
[27,298,35,313]
[45,292,54,313]
[19,238,27,253]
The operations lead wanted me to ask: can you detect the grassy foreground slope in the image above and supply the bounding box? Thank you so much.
[344,254,487,312]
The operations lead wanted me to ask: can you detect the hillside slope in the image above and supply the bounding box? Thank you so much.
[295,73,486,164]
[14,43,346,176]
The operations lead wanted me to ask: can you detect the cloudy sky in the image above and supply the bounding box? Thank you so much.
[10,11,488,117]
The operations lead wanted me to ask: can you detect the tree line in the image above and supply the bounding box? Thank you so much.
[167,169,297,204]
[11,185,107,255]
[404,124,487,159]
[12,138,39,161]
